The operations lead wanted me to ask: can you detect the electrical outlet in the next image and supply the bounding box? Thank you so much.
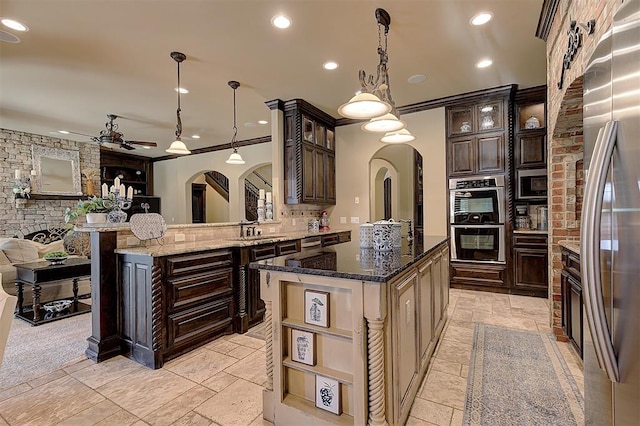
[292,219,296,226]
[269,227,276,233]
[126,237,138,246]
[354,197,360,204]
[175,233,185,242]
[350,216,359,224]
[340,216,347,224]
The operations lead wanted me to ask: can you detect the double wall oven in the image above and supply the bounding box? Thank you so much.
[449,176,505,263]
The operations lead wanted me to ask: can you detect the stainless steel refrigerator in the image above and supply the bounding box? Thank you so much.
[582,0,640,424]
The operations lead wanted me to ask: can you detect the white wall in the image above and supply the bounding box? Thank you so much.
[154,143,272,224]
[333,108,447,236]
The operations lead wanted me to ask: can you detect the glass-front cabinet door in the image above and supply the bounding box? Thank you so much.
[476,101,503,132]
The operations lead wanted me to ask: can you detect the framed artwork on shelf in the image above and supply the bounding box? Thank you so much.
[291,329,316,366]
[304,289,330,328]
[315,375,342,415]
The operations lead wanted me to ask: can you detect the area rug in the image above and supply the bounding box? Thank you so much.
[463,324,584,426]
[0,313,91,390]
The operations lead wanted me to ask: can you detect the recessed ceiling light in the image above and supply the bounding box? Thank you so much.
[408,74,427,84]
[0,30,20,43]
[323,61,338,70]
[244,122,257,128]
[476,59,493,68]
[470,12,493,26]
[1,18,28,32]
[191,134,200,139]
[58,130,70,134]
[175,87,189,94]
[272,15,291,29]
[258,120,269,125]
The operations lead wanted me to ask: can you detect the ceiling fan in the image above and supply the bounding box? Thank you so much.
[70,114,157,150]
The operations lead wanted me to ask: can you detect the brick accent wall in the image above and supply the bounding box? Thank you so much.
[545,0,618,338]
[0,128,100,237]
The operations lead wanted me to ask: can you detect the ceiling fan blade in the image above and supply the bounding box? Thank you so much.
[126,140,157,147]
[120,142,136,150]
[65,130,97,138]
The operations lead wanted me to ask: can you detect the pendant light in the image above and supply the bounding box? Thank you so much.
[166,51,191,155]
[225,80,245,165]
[338,8,413,142]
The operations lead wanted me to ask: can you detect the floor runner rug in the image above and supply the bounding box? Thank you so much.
[463,324,584,426]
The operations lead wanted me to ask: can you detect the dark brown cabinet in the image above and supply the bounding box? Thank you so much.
[446,98,508,177]
[236,239,302,333]
[101,149,160,218]
[281,99,336,205]
[561,247,582,358]
[513,234,548,296]
[514,86,547,170]
[119,249,235,369]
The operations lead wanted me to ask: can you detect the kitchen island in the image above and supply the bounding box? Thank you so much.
[252,236,449,426]
[76,223,350,369]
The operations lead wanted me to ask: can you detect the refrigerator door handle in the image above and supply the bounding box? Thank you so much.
[581,120,620,383]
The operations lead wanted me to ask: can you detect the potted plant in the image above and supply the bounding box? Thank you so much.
[65,195,114,224]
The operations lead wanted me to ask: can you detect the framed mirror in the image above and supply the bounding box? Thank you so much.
[31,145,82,195]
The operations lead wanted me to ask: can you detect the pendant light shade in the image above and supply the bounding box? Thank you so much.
[337,92,391,119]
[361,112,406,133]
[166,51,190,155]
[380,128,415,143]
[226,148,245,164]
[166,138,191,154]
[225,80,245,165]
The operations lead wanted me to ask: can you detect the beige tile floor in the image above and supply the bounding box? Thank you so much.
[0,289,584,426]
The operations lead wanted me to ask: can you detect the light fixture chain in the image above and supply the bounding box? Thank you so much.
[231,86,238,147]
[175,59,182,138]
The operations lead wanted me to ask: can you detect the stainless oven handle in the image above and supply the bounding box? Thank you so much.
[449,228,458,261]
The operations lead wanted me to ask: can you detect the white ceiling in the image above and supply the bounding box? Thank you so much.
[0,0,547,158]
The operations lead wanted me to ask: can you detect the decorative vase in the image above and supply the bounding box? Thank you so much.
[86,213,108,224]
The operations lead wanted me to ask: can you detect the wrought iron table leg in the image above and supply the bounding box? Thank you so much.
[16,282,24,315]
[33,284,42,322]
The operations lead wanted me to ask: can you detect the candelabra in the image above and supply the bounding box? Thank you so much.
[103,188,132,223]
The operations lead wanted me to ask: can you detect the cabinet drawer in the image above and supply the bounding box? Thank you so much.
[250,244,277,261]
[168,298,233,349]
[338,231,351,243]
[166,250,233,277]
[561,249,581,277]
[276,240,301,256]
[167,268,233,312]
[513,235,547,247]
[321,234,339,246]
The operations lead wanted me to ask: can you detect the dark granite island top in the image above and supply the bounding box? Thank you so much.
[250,235,448,282]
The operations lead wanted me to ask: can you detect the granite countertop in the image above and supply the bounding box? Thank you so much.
[559,240,580,255]
[250,235,448,283]
[114,228,350,257]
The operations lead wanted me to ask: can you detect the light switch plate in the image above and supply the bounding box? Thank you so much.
[350,217,360,224]
[175,233,185,242]
[354,197,360,204]
[340,217,347,224]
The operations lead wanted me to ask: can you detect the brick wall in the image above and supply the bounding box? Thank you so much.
[0,128,100,237]
[545,0,618,338]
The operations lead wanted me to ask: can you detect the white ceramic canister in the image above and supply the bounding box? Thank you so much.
[359,223,374,248]
[373,220,393,251]
[360,248,375,270]
[391,220,402,247]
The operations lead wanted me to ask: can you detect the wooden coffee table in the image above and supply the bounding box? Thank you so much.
[14,258,91,326]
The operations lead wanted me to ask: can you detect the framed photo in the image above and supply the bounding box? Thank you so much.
[291,329,316,366]
[304,290,330,328]
[315,375,342,415]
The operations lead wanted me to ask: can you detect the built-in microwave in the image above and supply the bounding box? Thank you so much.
[516,169,548,200]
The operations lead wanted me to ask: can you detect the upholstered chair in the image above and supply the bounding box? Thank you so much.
[0,272,18,368]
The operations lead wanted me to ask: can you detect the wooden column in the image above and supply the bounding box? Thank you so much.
[85,230,121,362]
